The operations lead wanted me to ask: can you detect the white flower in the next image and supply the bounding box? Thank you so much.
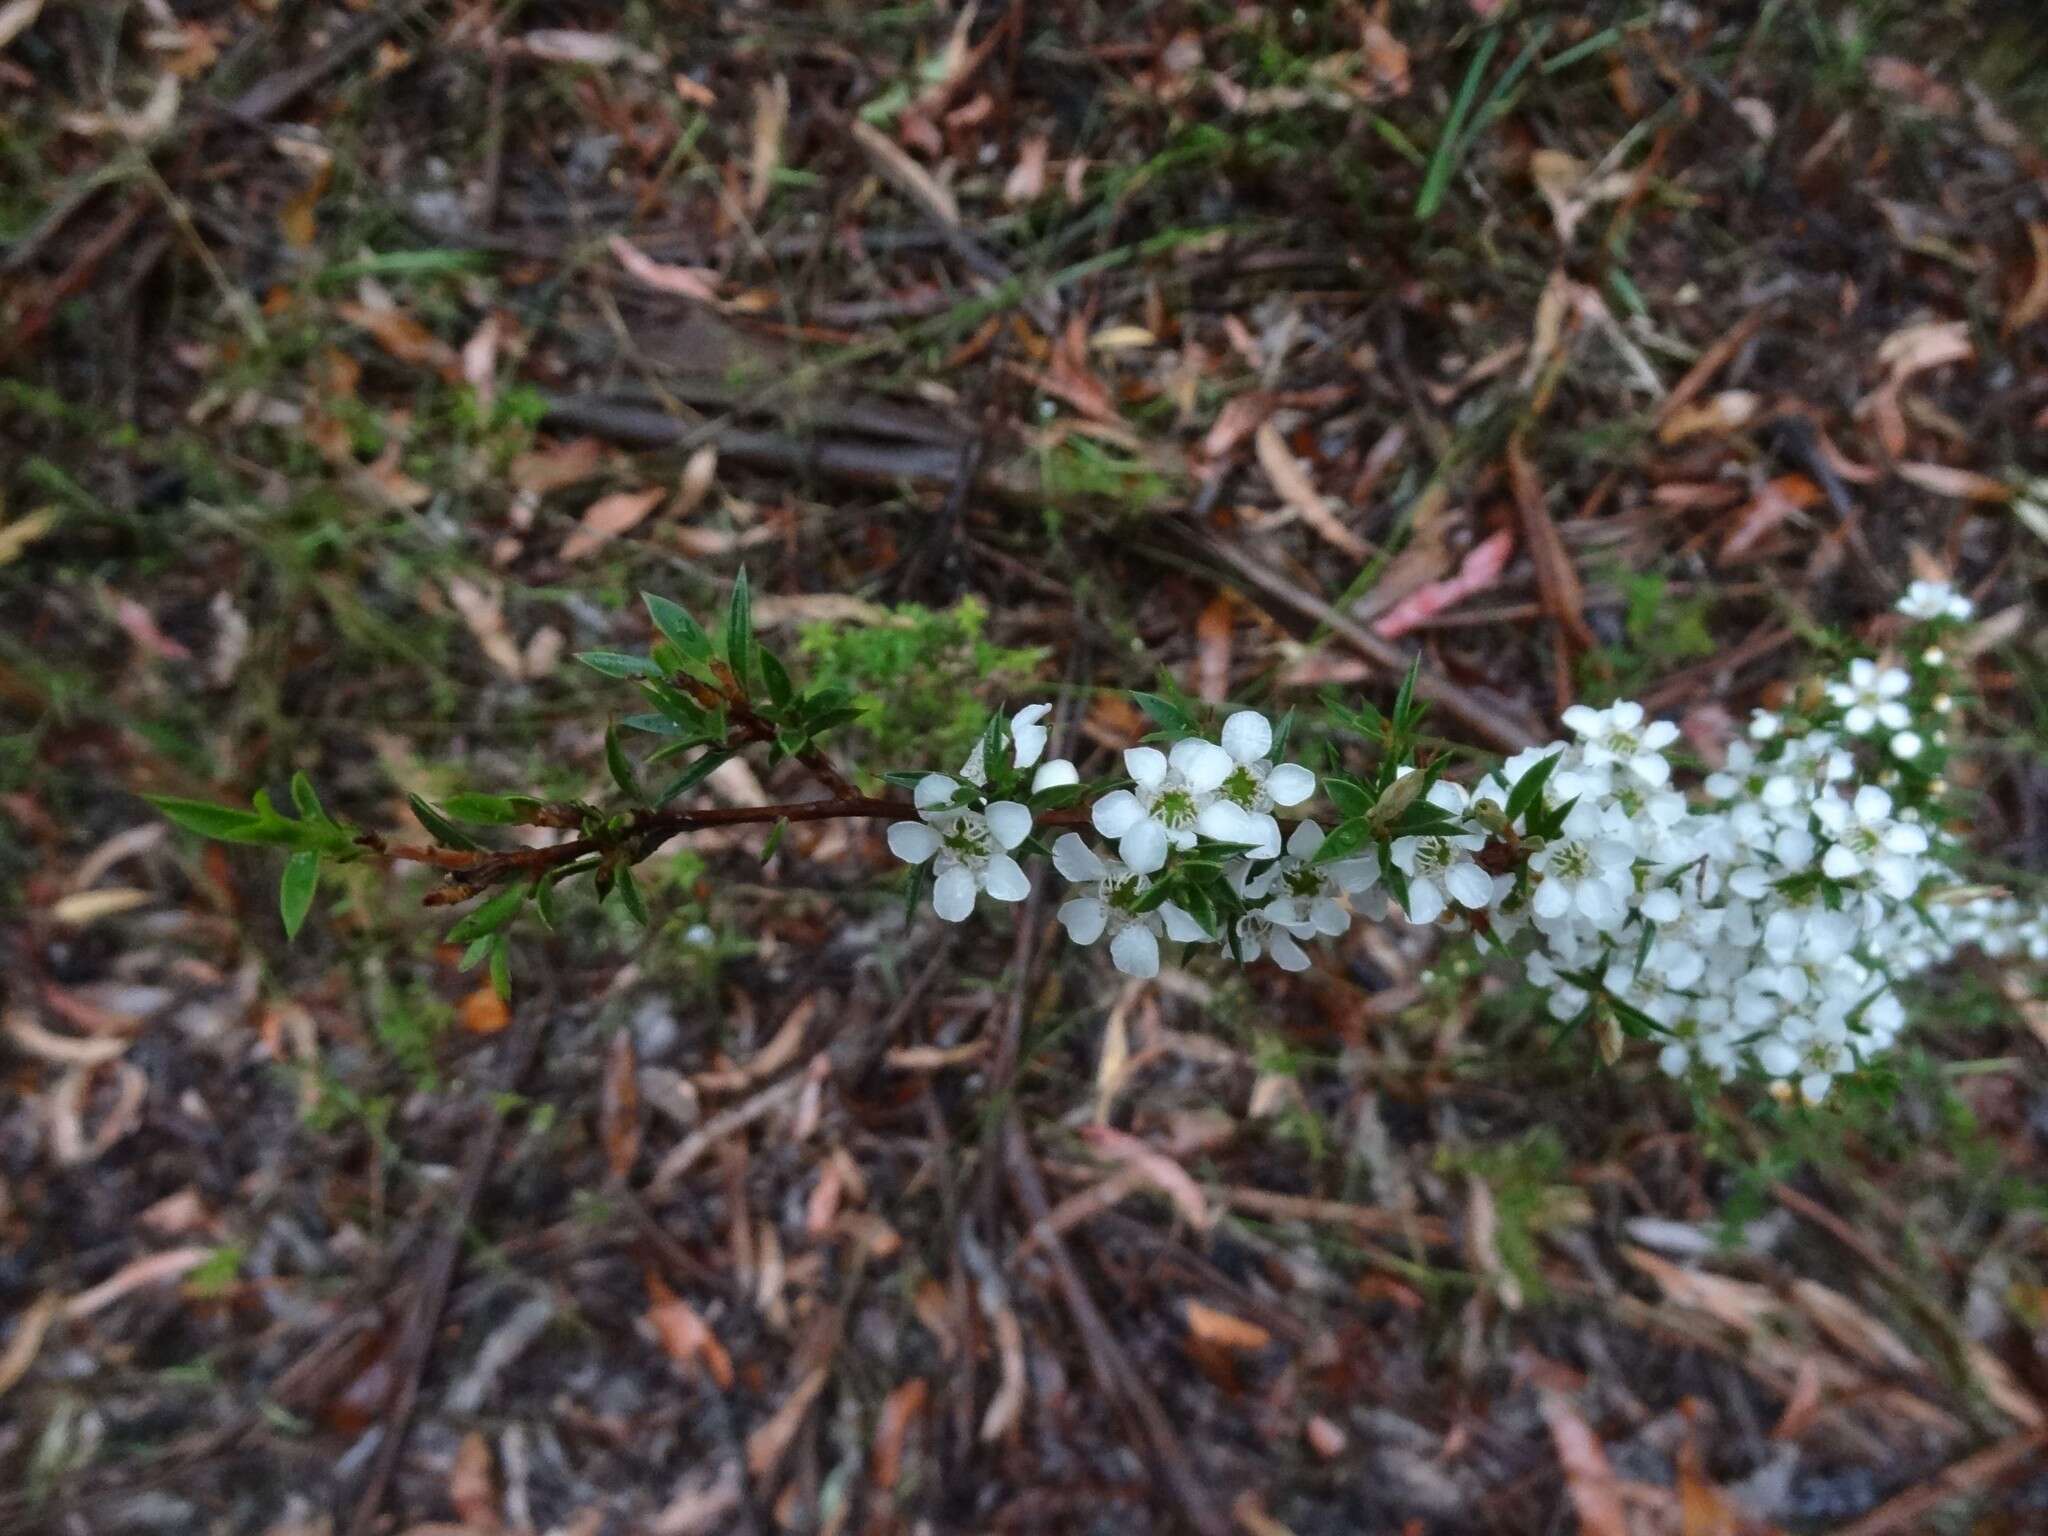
[1560,701,1680,786]
[1007,703,1078,791]
[1090,738,1233,874]
[1233,909,1311,971]
[1259,820,1375,938]
[1528,824,1636,930]
[1889,730,1922,761]
[887,774,1033,921]
[1826,658,1912,735]
[1815,784,1928,898]
[1192,710,1317,858]
[1388,781,1491,923]
[1897,579,1972,622]
[1050,833,1205,977]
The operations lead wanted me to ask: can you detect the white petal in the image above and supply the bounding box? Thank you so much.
[1264,762,1316,807]
[1821,845,1860,881]
[1110,924,1160,978]
[1159,902,1209,943]
[1091,789,1146,838]
[984,801,1033,850]
[1031,758,1079,792]
[1561,704,1601,736]
[1641,889,1682,924]
[932,864,978,921]
[1009,703,1051,768]
[1058,897,1107,945]
[1444,862,1493,909]
[1286,820,1324,858]
[1310,897,1350,936]
[1124,746,1167,789]
[887,820,941,865]
[1641,720,1680,751]
[1219,710,1272,763]
[1170,738,1232,793]
[1330,858,1379,893]
[1119,818,1170,875]
[1403,880,1444,924]
[982,854,1030,902]
[1197,800,1264,849]
[1853,784,1892,822]
[1052,832,1107,883]
[1268,930,1311,971]
[915,773,961,811]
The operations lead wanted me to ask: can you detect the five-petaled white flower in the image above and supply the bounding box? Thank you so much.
[1897,579,1972,622]
[1826,658,1912,735]
[1528,825,1637,930]
[887,774,1033,921]
[1007,702,1080,792]
[1257,820,1382,936]
[1090,738,1234,874]
[1197,711,1317,859]
[1816,784,1927,898]
[1388,781,1491,923]
[1560,701,1679,786]
[1050,833,1206,977]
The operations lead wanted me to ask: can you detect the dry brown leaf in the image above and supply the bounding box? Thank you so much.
[1184,1299,1271,1353]
[51,887,154,926]
[0,1293,58,1400]
[0,505,59,566]
[338,302,456,371]
[1360,18,1410,95]
[648,1462,741,1536]
[1079,1125,1211,1229]
[2009,222,2048,335]
[1194,593,1234,704]
[0,0,46,51]
[672,444,719,518]
[600,1029,641,1181]
[1231,1492,1297,1536]
[608,236,722,303]
[510,437,606,496]
[64,73,179,142]
[1201,393,1275,462]
[1894,462,2011,503]
[1866,56,1962,116]
[1658,390,1763,444]
[850,116,958,226]
[1465,1176,1524,1311]
[1507,438,1594,650]
[449,1432,500,1531]
[358,443,431,509]
[1539,1390,1629,1536]
[1719,475,1822,563]
[646,1278,735,1390]
[65,1247,210,1320]
[1004,134,1050,205]
[1372,527,1514,639]
[1304,1415,1347,1458]
[516,29,656,69]
[747,1368,827,1476]
[1255,420,1370,561]
[561,487,664,562]
[869,1378,929,1490]
[1677,1426,1741,1536]
[279,158,331,250]
[461,313,506,411]
[457,984,509,1036]
[747,75,789,216]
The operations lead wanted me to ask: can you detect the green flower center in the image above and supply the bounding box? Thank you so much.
[942,820,991,862]
[1155,788,1197,828]
[1220,765,1260,807]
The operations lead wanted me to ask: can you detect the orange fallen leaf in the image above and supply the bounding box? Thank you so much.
[2009,222,2048,335]
[1194,593,1233,703]
[1540,1389,1629,1536]
[1183,1299,1271,1353]
[600,1029,640,1181]
[279,159,331,250]
[645,1274,735,1389]
[869,1378,929,1489]
[1255,420,1371,561]
[337,302,455,371]
[1657,390,1762,444]
[449,1431,500,1531]
[458,984,510,1035]
[1895,462,2011,503]
[1719,475,1822,564]
[511,437,606,495]
[560,486,664,562]
[1004,134,1049,205]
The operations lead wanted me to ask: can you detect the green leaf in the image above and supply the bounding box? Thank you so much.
[407,794,486,851]
[643,591,712,661]
[605,723,644,802]
[1503,751,1560,826]
[447,883,526,945]
[614,864,649,926]
[290,772,327,824]
[460,932,495,971]
[759,647,794,708]
[443,792,528,825]
[654,748,734,805]
[620,712,686,737]
[722,567,753,685]
[578,650,665,680]
[761,817,789,862]
[1311,819,1373,866]
[1130,691,1192,733]
[148,795,264,843]
[489,935,512,1001]
[1323,775,1373,819]
[279,851,319,940]
[1391,655,1424,730]
[1415,26,1500,220]
[533,875,561,932]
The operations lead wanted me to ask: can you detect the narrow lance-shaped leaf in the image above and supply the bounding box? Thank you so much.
[280,851,320,940]
[643,591,712,662]
[408,794,486,851]
[605,722,644,802]
[722,567,753,687]
[448,882,526,945]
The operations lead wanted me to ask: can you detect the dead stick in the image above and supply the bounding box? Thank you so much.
[342,997,550,1536]
[1828,1428,2046,1536]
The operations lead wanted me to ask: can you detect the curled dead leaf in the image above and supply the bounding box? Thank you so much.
[1184,1299,1271,1353]
[560,487,664,562]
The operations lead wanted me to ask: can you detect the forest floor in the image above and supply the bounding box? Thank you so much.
[5,3,2048,1533]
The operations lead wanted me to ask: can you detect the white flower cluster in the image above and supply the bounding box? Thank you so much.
[881,581,2044,1098]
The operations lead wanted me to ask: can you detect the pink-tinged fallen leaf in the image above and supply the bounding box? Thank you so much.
[1304,1415,1347,1458]
[461,313,506,410]
[449,1432,500,1531]
[0,1293,57,1399]
[599,1029,640,1181]
[1866,56,1961,116]
[358,443,431,509]
[672,444,720,518]
[2008,222,2048,335]
[1078,1125,1211,1230]
[1719,475,1822,564]
[65,1247,211,1319]
[1657,390,1762,444]
[1194,593,1233,703]
[1360,19,1410,95]
[1895,462,2012,503]
[561,487,664,562]
[510,437,606,495]
[1876,319,1972,383]
[645,1274,734,1389]
[1372,528,1515,639]
[1004,134,1050,205]
[445,577,528,680]
[1200,392,1275,462]
[748,75,789,216]
[869,1378,929,1490]
[114,596,192,660]
[1183,1299,1271,1353]
[1255,420,1371,561]
[3,1011,129,1066]
[337,302,456,371]
[1539,1389,1629,1536]
[608,236,721,303]
[747,1368,827,1476]
[0,0,47,52]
